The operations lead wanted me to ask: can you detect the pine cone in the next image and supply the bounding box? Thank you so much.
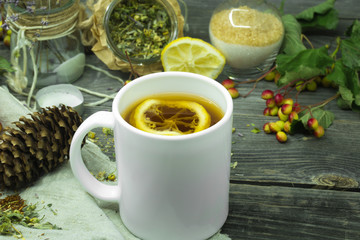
[0,105,84,190]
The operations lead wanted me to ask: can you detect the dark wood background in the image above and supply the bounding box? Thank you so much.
[1,0,360,239]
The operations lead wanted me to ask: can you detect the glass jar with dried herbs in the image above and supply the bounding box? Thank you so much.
[6,0,85,89]
[104,0,178,65]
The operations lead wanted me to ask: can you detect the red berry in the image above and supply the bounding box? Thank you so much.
[274,93,284,106]
[264,71,275,81]
[228,88,240,98]
[295,81,305,92]
[288,111,299,123]
[292,103,301,113]
[261,89,274,100]
[269,122,281,133]
[283,121,291,133]
[321,77,332,88]
[281,104,292,115]
[269,106,278,116]
[3,35,10,47]
[314,76,322,84]
[263,107,271,116]
[222,79,235,89]
[306,81,317,92]
[263,122,271,134]
[283,98,294,106]
[277,108,288,122]
[313,125,325,138]
[266,98,276,108]
[307,118,319,131]
[276,120,285,131]
[276,131,287,143]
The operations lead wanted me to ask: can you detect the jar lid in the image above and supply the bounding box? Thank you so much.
[104,0,179,65]
[35,84,84,115]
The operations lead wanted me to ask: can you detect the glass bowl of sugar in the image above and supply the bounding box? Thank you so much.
[209,0,284,80]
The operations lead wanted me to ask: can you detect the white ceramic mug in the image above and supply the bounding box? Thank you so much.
[69,72,233,240]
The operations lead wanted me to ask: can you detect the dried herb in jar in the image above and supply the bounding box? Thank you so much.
[108,0,172,60]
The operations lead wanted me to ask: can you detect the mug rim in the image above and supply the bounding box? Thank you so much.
[113,71,233,141]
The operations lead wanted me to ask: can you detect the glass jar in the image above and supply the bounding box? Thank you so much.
[103,0,179,66]
[209,0,284,80]
[8,0,85,88]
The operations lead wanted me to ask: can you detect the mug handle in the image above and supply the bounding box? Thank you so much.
[70,111,121,202]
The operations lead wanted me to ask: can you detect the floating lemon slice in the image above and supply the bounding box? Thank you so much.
[130,99,211,136]
[161,37,226,79]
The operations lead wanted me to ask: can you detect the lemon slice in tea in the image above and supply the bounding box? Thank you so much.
[130,99,211,136]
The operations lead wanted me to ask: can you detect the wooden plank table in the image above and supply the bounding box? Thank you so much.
[1,0,360,239]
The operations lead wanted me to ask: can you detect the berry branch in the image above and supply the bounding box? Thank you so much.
[304,92,340,110]
[242,65,277,98]
[221,65,277,99]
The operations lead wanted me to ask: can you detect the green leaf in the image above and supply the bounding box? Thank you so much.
[355,94,360,106]
[0,56,13,73]
[280,14,307,55]
[338,86,354,102]
[251,127,261,134]
[337,86,354,109]
[327,60,360,96]
[298,108,335,129]
[290,119,307,134]
[352,94,360,112]
[278,65,323,86]
[341,37,360,70]
[346,19,360,40]
[296,0,335,20]
[297,8,339,31]
[278,0,286,16]
[295,0,339,31]
[276,47,334,86]
[337,97,352,110]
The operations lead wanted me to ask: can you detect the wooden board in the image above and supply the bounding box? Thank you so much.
[224,183,360,240]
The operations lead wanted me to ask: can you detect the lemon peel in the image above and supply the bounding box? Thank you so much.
[161,37,226,79]
[130,99,211,136]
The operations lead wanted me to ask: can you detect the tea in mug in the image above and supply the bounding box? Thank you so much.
[122,93,224,136]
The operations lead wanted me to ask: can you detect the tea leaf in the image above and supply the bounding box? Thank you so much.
[108,0,172,59]
[0,194,61,236]
[230,161,238,169]
[251,127,261,134]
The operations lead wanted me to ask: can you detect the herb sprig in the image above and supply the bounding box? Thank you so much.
[0,194,61,238]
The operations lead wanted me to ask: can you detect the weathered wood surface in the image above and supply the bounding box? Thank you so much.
[1,0,360,239]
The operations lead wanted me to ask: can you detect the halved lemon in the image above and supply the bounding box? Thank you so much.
[130,99,211,136]
[161,37,226,79]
